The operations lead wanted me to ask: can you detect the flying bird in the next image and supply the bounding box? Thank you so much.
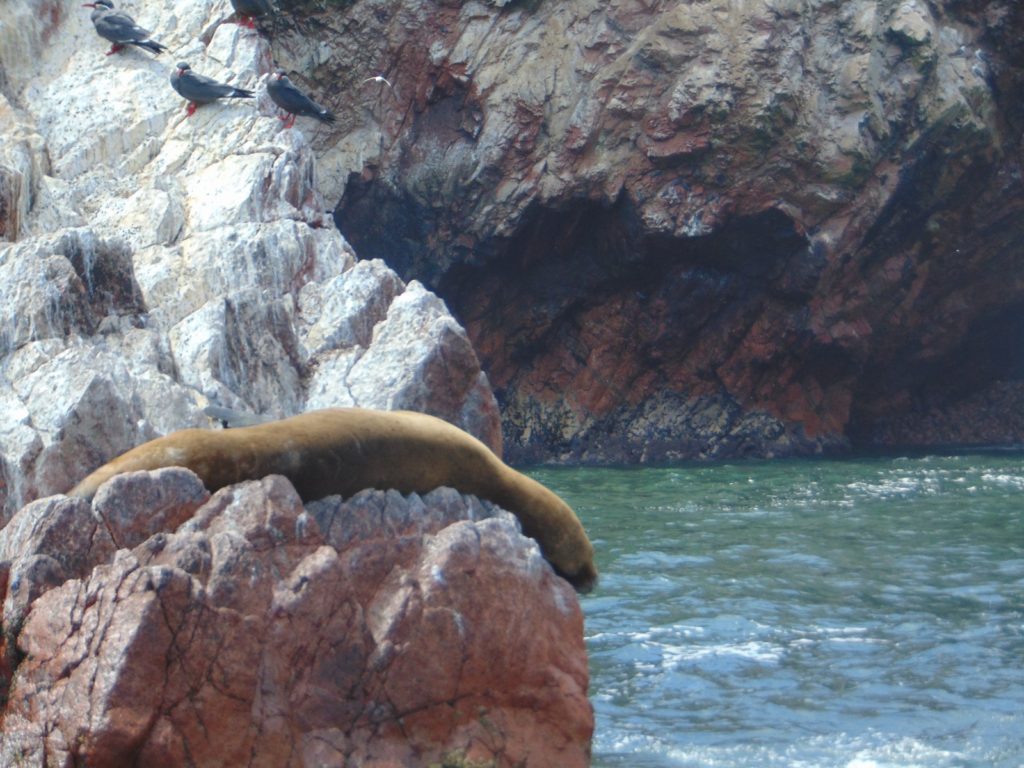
[361,75,393,89]
[230,0,274,29]
[170,62,255,117]
[82,0,166,56]
[266,69,335,128]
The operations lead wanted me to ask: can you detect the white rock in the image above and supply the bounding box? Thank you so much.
[302,258,405,355]
[346,282,486,423]
[0,0,501,522]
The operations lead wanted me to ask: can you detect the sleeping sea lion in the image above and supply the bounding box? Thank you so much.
[68,408,597,592]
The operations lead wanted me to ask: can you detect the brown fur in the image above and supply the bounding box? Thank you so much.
[69,408,597,591]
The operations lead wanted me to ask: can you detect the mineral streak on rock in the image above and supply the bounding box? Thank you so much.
[272,0,1024,462]
[0,473,593,767]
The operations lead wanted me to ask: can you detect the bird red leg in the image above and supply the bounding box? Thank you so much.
[287,114,297,129]
[105,43,124,55]
[186,102,197,117]
[245,16,256,29]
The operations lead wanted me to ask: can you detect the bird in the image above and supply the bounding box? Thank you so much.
[82,0,167,56]
[170,62,255,117]
[229,0,273,30]
[361,75,393,89]
[266,69,335,128]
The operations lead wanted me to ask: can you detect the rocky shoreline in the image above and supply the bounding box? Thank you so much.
[2,1,1022,761]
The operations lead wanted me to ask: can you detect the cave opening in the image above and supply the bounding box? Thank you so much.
[337,180,826,461]
[436,198,811,360]
[935,300,1024,394]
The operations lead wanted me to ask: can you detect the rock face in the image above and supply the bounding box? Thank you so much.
[0,0,500,523]
[271,0,1024,462]
[0,473,592,767]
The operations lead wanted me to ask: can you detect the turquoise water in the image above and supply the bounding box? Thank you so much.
[531,454,1024,768]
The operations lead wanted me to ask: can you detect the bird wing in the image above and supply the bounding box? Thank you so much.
[174,70,236,102]
[94,10,153,43]
[362,76,393,88]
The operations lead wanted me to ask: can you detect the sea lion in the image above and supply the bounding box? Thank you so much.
[69,408,597,592]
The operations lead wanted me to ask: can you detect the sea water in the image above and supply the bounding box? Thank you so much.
[530,453,1024,768]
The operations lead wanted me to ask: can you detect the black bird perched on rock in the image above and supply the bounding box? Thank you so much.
[82,0,166,56]
[266,69,335,128]
[170,62,254,117]
[230,0,274,29]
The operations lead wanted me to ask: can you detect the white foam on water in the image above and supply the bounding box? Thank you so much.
[845,476,926,499]
[595,730,969,768]
[980,472,1024,490]
[843,734,966,768]
[662,639,783,666]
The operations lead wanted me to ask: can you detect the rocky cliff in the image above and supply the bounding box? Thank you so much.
[0,0,501,522]
[4,0,1020,481]
[271,0,1024,463]
[0,471,592,766]
[1,6,595,765]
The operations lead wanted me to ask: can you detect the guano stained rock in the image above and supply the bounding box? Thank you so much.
[0,0,500,523]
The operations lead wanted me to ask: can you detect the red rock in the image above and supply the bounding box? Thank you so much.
[0,474,592,767]
[91,467,209,549]
[327,0,1024,461]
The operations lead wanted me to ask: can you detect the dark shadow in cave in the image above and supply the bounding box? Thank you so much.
[435,197,813,384]
[848,298,1024,445]
[338,183,812,380]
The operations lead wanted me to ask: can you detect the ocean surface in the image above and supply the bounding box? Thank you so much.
[530,453,1024,768]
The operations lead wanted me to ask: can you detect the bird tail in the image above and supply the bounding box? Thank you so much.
[231,87,255,99]
[134,39,167,55]
[316,109,336,125]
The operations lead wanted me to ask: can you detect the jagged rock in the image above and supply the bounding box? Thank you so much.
[0,494,116,632]
[0,473,593,767]
[273,0,1024,462]
[0,0,500,523]
[301,258,404,355]
[91,467,210,549]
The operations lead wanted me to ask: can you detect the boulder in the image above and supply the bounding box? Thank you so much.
[0,473,593,767]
